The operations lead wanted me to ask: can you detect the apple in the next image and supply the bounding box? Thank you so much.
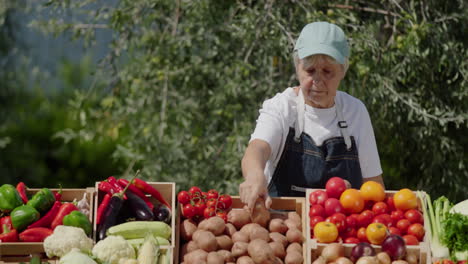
[325,177,347,199]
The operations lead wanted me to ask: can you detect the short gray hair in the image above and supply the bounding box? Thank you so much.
[293,51,349,75]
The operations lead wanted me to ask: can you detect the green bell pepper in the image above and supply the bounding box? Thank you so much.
[0,184,24,212]
[62,210,92,236]
[10,204,40,231]
[27,188,55,213]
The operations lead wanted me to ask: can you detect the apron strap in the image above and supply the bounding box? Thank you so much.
[294,88,305,143]
[335,97,352,150]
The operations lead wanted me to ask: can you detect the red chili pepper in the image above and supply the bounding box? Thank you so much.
[0,225,18,242]
[54,184,63,201]
[28,201,61,229]
[50,203,78,230]
[0,216,13,232]
[108,176,127,200]
[133,178,171,209]
[96,193,111,226]
[117,179,154,210]
[98,181,118,195]
[16,182,28,204]
[19,227,53,242]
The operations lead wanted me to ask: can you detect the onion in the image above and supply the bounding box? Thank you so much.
[321,243,345,262]
[381,235,406,260]
[356,256,379,264]
[376,252,392,264]
[350,242,376,262]
[405,252,418,264]
[335,257,354,264]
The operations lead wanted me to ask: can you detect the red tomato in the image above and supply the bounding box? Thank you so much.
[324,198,345,216]
[341,227,357,239]
[364,200,375,210]
[309,204,326,218]
[216,210,228,222]
[344,237,360,244]
[357,210,375,228]
[403,234,419,245]
[206,198,217,209]
[390,210,405,226]
[357,227,369,243]
[193,200,206,217]
[309,190,328,206]
[372,202,389,215]
[217,194,232,209]
[388,226,401,236]
[207,189,219,199]
[404,209,424,224]
[309,216,325,229]
[328,213,347,233]
[189,186,203,200]
[203,207,216,218]
[372,214,392,227]
[385,196,396,211]
[396,219,411,234]
[325,177,347,199]
[182,203,197,219]
[407,223,425,241]
[177,191,191,205]
[346,214,359,229]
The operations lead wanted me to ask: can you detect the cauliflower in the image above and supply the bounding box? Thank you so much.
[44,225,94,258]
[92,235,136,264]
[59,248,97,264]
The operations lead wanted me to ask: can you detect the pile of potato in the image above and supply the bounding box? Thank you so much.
[179,202,305,264]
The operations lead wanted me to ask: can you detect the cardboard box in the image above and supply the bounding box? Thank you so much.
[176,196,307,264]
[93,181,176,263]
[306,189,431,264]
[0,187,95,261]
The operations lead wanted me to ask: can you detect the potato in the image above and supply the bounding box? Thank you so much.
[269,232,288,247]
[186,240,200,252]
[284,218,301,230]
[248,239,276,264]
[216,235,233,250]
[199,216,226,236]
[286,242,302,254]
[251,198,271,228]
[217,249,235,262]
[249,225,270,242]
[270,212,288,220]
[269,218,288,234]
[228,208,252,229]
[240,223,261,235]
[184,249,208,264]
[224,223,237,237]
[231,241,249,258]
[232,231,250,243]
[269,241,286,259]
[286,228,303,243]
[284,250,303,264]
[193,230,218,252]
[237,256,255,264]
[207,251,224,264]
[181,219,198,241]
[287,212,301,225]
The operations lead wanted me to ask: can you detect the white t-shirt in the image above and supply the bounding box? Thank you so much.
[250,87,382,184]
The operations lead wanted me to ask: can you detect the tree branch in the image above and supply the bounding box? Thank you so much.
[328,4,401,17]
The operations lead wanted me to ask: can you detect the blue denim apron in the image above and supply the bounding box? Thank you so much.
[268,90,363,197]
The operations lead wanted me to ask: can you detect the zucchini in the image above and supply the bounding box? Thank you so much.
[107,221,171,240]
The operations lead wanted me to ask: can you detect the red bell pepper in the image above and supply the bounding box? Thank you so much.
[19,227,53,242]
[96,193,111,226]
[16,182,28,204]
[117,179,154,210]
[0,216,13,231]
[28,201,61,229]
[50,203,78,229]
[133,178,171,209]
[0,225,18,242]
[107,176,127,200]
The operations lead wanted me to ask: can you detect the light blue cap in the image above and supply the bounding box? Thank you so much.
[294,22,350,64]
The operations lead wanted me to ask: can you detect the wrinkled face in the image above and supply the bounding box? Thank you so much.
[296,55,345,108]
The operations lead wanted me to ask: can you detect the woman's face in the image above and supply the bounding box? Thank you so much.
[296,56,345,108]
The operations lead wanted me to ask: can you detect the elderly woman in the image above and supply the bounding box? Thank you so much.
[240,22,384,209]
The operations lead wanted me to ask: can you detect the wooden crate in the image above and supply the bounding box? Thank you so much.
[93,181,176,263]
[0,187,95,260]
[305,188,431,264]
[176,196,307,264]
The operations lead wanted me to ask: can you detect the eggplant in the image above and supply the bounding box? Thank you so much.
[125,189,154,221]
[153,203,171,224]
[97,194,124,241]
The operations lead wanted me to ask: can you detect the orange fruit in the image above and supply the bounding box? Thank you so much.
[366,223,388,245]
[360,181,386,202]
[393,188,418,210]
[313,221,339,243]
[340,188,364,213]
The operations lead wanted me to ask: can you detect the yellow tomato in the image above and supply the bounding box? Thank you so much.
[366,223,388,245]
[313,221,338,243]
[340,189,364,213]
[393,188,418,211]
[360,181,386,202]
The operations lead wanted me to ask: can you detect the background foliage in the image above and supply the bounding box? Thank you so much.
[1,0,466,202]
